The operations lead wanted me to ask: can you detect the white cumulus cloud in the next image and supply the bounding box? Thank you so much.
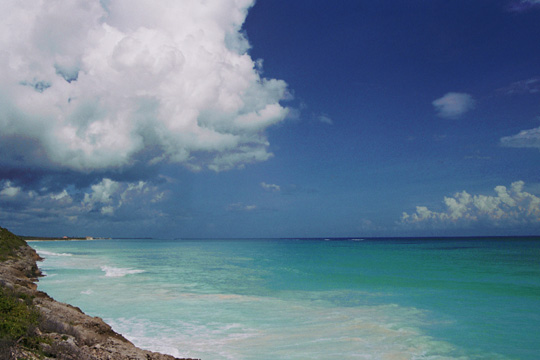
[0,181,21,198]
[83,178,121,209]
[432,92,475,119]
[401,181,540,228]
[318,114,333,125]
[0,0,289,173]
[227,202,257,212]
[500,127,540,150]
[0,178,164,223]
[502,77,540,94]
[82,178,164,215]
[261,182,281,192]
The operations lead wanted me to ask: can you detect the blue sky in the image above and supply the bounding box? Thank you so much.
[1,0,540,238]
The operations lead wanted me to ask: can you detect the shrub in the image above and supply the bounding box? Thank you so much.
[0,287,40,346]
[0,227,26,261]
[39,317,78,339]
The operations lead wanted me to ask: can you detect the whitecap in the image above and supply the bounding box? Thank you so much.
[37,250,73,257]
[81,289,94,295]
[100,265,145,278]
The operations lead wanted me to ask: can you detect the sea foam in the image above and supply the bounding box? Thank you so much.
[105,295,459,360]
[100,265,145,278]
[37,250,73,257]
[34,237,540,359]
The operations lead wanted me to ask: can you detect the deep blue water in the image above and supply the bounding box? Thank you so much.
[31,237,540,359]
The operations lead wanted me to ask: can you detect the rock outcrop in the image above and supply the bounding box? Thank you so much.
[0,228,198,360]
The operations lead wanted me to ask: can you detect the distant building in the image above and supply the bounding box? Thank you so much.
[86,236,94,240]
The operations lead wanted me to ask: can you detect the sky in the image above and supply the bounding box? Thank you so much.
[1,0,540,238]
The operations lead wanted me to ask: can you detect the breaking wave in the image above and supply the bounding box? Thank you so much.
[100,266,146,278]
[37,250,73,257]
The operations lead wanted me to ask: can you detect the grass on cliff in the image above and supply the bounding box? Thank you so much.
[0,227,84,359]
[0,226,42,358]
[0,226,35,343]
[0,226,27,261]
[0,287,40,344]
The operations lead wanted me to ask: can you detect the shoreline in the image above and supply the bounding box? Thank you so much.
[24,238,100,242]
[0,228,199,360]
[26,239,96,243]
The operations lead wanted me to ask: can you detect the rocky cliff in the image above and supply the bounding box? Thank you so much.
[0,227,198,360]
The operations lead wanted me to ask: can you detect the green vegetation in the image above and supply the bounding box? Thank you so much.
[1,227,87,359]
[0,227,26,260]
[0,287,40,346]
[0,226,42,358]
[0,285,53,359]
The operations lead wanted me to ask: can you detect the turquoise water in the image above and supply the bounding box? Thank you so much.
[31,238,540,359]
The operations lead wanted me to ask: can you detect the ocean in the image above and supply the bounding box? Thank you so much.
[31,237,540,360]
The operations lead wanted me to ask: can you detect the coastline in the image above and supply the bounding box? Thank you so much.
[24,238,100,242]
[0,228,198,360]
